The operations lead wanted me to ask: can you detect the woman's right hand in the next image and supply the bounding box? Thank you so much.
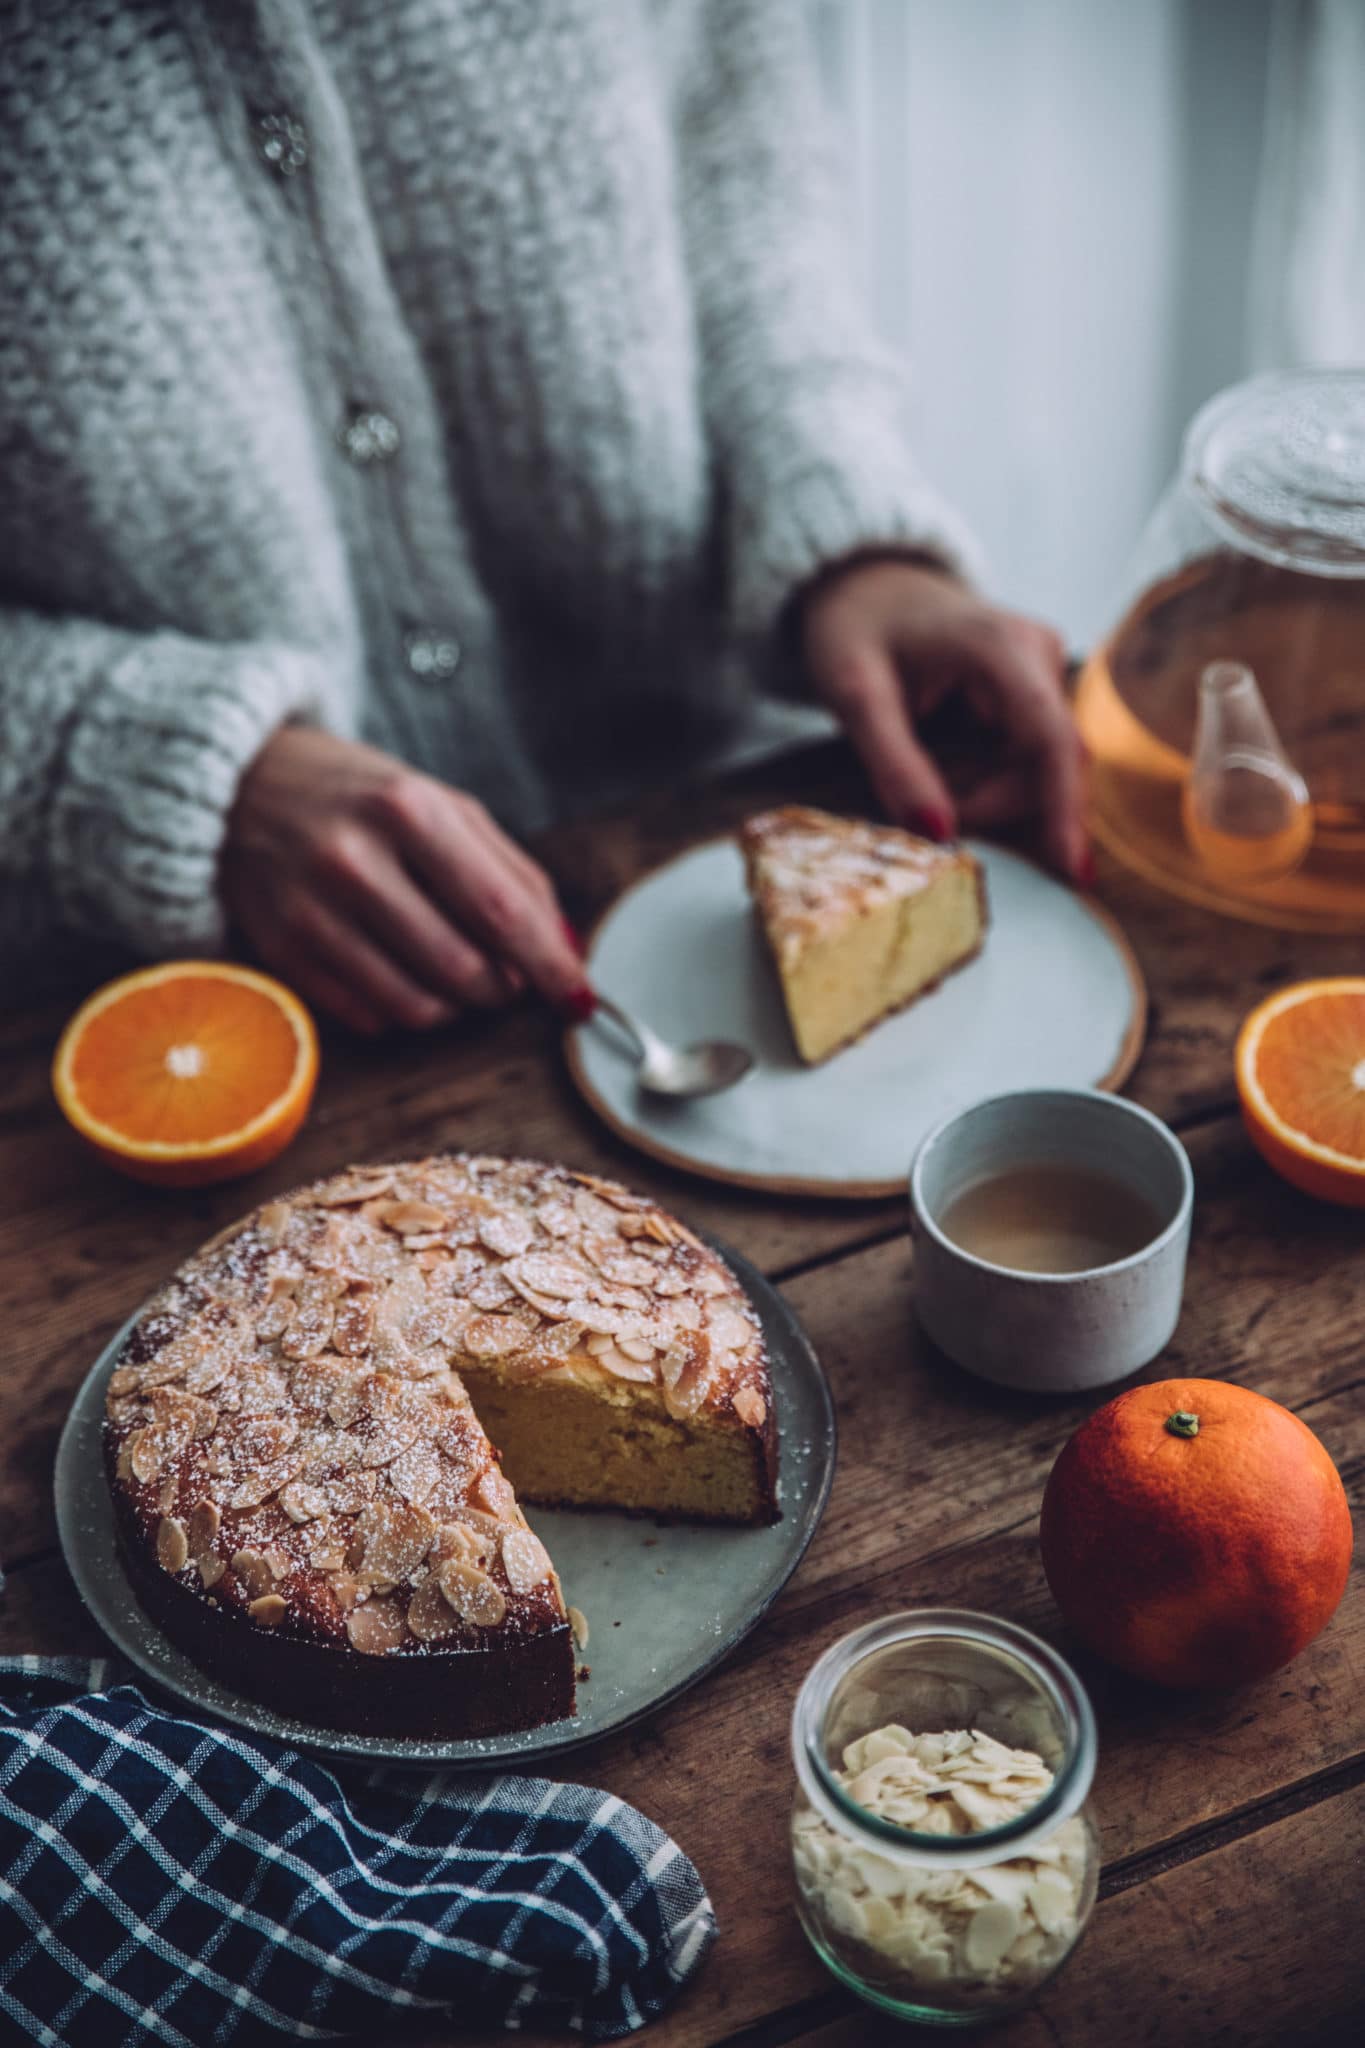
[220,726,589,1035]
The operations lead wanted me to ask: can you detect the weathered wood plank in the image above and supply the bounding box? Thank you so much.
[5,1363,1357,2048]
[726,1785,1365,2048]
[6,737,1365,2048]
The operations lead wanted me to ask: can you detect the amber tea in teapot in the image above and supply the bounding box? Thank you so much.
[1077,372,1365,930]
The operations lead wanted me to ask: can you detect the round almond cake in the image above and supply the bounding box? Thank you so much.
[104,1155,778,1738]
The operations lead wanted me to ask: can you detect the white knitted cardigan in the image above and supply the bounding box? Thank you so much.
[0,0,973,960]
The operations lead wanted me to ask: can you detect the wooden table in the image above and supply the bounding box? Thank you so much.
[2,740,1361,2048]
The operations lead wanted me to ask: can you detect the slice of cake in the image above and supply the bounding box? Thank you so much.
[104,1155,777,1739]
[740,806,987,1064]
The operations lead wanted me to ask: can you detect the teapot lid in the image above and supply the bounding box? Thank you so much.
[1185,369,1365,577]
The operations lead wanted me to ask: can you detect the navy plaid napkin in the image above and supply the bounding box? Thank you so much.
[0,1657,716,2045]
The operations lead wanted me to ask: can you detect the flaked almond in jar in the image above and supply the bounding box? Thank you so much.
[793,1726,1090,1999]
[789,1613,1099,2025]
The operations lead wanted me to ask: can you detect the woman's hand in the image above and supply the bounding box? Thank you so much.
[800,558,1089,882]
[220,726,588,1034]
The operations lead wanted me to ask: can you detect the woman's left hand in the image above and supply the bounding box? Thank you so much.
[800,557,1090,883]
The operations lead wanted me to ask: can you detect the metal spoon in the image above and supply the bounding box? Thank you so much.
[590,993,754,1099]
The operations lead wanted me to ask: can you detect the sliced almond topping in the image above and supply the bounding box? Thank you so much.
[188,1499,221,1557]
[468,1268,517,1312]
[572,1186,621,1235]
[477,1207,535,1259]
[615,1335,659,1364]
[354,1497,437,1584]
[227,1456,303,1511]
[568,1605,590,1651]
[709,1302,756,1353]
[198,1555,226,1589]
[256,1295,297,1343]
[247,1594,288,1628]
[733,1385,767,1430]
[230,1549,273,1600]
[181,1350,230,1397]
[407,1574,462,1642]
[474,1467,514,1516]
[563,1298,622,1337]
[280,1292,335,1359]
[265,1547,293,1581]
[148,1385,218,1440]
[507,1251,591,1301]
[324,1373,367,1428]
[317,1173,396,1207]
[109,1366,142,1398]
[255,1200,292,1244]
[502,1527,552,1594]
[437,1559,507,1627]
[534,1198,576,1238]
[156,1517,189,1573]
[331,1292,376,1355]
[115,1439,134,1483]
[326,1569,364,1613]
[387,1442,440,1507]
[346,1597,410,1653]
[460,1311,534,1359]
[660,1336,711,1419]
[431,1522,489,1567]
[373,1198,447,1235]
[583,1236,662,1289]
[156,1475,179,1514]
[325,1470,379,1516]
[308,1529,348,1574]
[129,1427,164,1483]
[595,1343,655,1383]
[279,1481,328,1524]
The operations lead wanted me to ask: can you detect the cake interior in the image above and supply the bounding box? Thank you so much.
[779,860,983,1063]
[461,1364,768,1522]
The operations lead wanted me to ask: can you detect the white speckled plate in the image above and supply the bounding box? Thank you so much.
[566,837,1146,1198]
[54,1242,834,1766]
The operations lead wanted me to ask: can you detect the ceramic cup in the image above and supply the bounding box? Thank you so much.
[908,1089,1193,1393]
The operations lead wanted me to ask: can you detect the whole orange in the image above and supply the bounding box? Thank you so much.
[1040,1378,1352,1689]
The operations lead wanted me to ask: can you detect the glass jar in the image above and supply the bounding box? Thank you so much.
[790,1610,1099,2027]
[1075,369,1365,930]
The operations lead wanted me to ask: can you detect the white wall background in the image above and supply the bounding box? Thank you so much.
[809,0,1276,649]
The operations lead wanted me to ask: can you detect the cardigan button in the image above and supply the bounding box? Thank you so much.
[404,629,462,680]
[256,112,310,178]
[338,406,401,465]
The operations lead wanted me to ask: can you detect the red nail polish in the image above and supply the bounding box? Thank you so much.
[1075,849,1097,889]
[909,806,953,843]
[563,984,597,1023]
[561,917,586,958]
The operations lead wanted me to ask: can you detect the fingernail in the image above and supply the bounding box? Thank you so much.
[561,917,586,959]
[909,806,953,843]
[562,984,597,1024]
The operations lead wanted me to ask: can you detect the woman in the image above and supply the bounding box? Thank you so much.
[0,0,1084,1033]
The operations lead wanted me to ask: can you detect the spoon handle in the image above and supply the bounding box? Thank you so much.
[590,993,651,1065]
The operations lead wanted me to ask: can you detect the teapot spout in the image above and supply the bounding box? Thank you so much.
[1182,661,1313,885]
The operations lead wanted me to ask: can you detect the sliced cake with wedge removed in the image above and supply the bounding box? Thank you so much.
[104,1154,777,1739]
[740,806,987,1064]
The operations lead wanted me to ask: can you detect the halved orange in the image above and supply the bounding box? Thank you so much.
[1236,977,1365,1206]
[52,962,318,1187]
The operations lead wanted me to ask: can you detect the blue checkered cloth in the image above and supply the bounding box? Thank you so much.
[0,1657,716,2044]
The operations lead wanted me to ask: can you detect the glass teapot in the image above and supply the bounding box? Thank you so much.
[1075,369,1365,930]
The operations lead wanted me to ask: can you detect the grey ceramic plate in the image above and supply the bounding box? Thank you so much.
[566,837,1146,1198]
[54,1241,835,1766]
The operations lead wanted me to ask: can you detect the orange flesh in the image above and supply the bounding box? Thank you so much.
[68,977,304,1145]
[1253,990,1365,1155]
